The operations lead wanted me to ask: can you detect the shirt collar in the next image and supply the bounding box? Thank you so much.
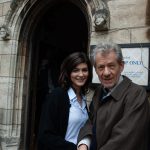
[67,87,86,103]
[110,75,123,92]
[103,75,123,94]
[102,76,123,101]
[68,87,76,101]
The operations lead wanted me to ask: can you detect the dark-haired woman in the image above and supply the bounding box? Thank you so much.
[37,52,92,150]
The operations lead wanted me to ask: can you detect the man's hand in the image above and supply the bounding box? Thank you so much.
[78,144,88,150]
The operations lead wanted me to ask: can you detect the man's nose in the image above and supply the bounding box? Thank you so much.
[103,67,110,76]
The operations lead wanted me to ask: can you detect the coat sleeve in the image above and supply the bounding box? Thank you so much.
[37,91,76,150]
[100,86,150,150]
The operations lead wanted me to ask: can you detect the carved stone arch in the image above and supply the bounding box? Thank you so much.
[13,0,93,55]
[13,0,92,149]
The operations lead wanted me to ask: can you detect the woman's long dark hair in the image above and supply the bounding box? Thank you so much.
[58,52,92,94]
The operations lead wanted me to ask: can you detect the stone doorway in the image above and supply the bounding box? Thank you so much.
[24,2,89,150]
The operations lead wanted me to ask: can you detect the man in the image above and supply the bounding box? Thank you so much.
[78,42,150,150]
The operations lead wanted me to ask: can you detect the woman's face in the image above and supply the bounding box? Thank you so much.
[70,63,89,91]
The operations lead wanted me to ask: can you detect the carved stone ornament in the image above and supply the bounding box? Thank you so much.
[93,0,110,31]
[94,8,110,31]
[0,24,11,40]
[87,0,110,31]
[0,0,24,40]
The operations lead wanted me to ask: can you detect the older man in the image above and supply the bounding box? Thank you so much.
[78,42,150,150]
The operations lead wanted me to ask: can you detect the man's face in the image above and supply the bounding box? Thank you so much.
[95,51,124,89]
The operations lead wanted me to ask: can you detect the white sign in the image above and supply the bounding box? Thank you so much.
[122,47,149,86]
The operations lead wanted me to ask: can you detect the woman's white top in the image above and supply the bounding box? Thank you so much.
[65,87,88,144]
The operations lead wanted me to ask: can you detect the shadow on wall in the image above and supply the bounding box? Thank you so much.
[146,0,150,40]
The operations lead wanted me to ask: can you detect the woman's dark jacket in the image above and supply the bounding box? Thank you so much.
[37,87,76,150]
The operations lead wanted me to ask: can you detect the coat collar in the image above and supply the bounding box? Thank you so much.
[111,76,132,101]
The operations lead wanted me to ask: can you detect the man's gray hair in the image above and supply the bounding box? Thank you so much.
[90,42,124,66]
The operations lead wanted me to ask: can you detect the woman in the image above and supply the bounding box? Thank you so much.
[37,52,92,150]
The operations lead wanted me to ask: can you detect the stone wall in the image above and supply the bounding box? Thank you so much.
[91,0,150,45]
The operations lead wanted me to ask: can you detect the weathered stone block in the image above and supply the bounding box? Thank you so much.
[108,0,147,29]
[0,40,18,54]
[131,27,150,43]
[91,29,131,45]
[3,2,11,16]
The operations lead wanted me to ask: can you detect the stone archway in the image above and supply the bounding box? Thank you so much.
[17,0,91,149]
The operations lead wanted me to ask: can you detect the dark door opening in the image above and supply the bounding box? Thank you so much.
[27,2,89,150]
